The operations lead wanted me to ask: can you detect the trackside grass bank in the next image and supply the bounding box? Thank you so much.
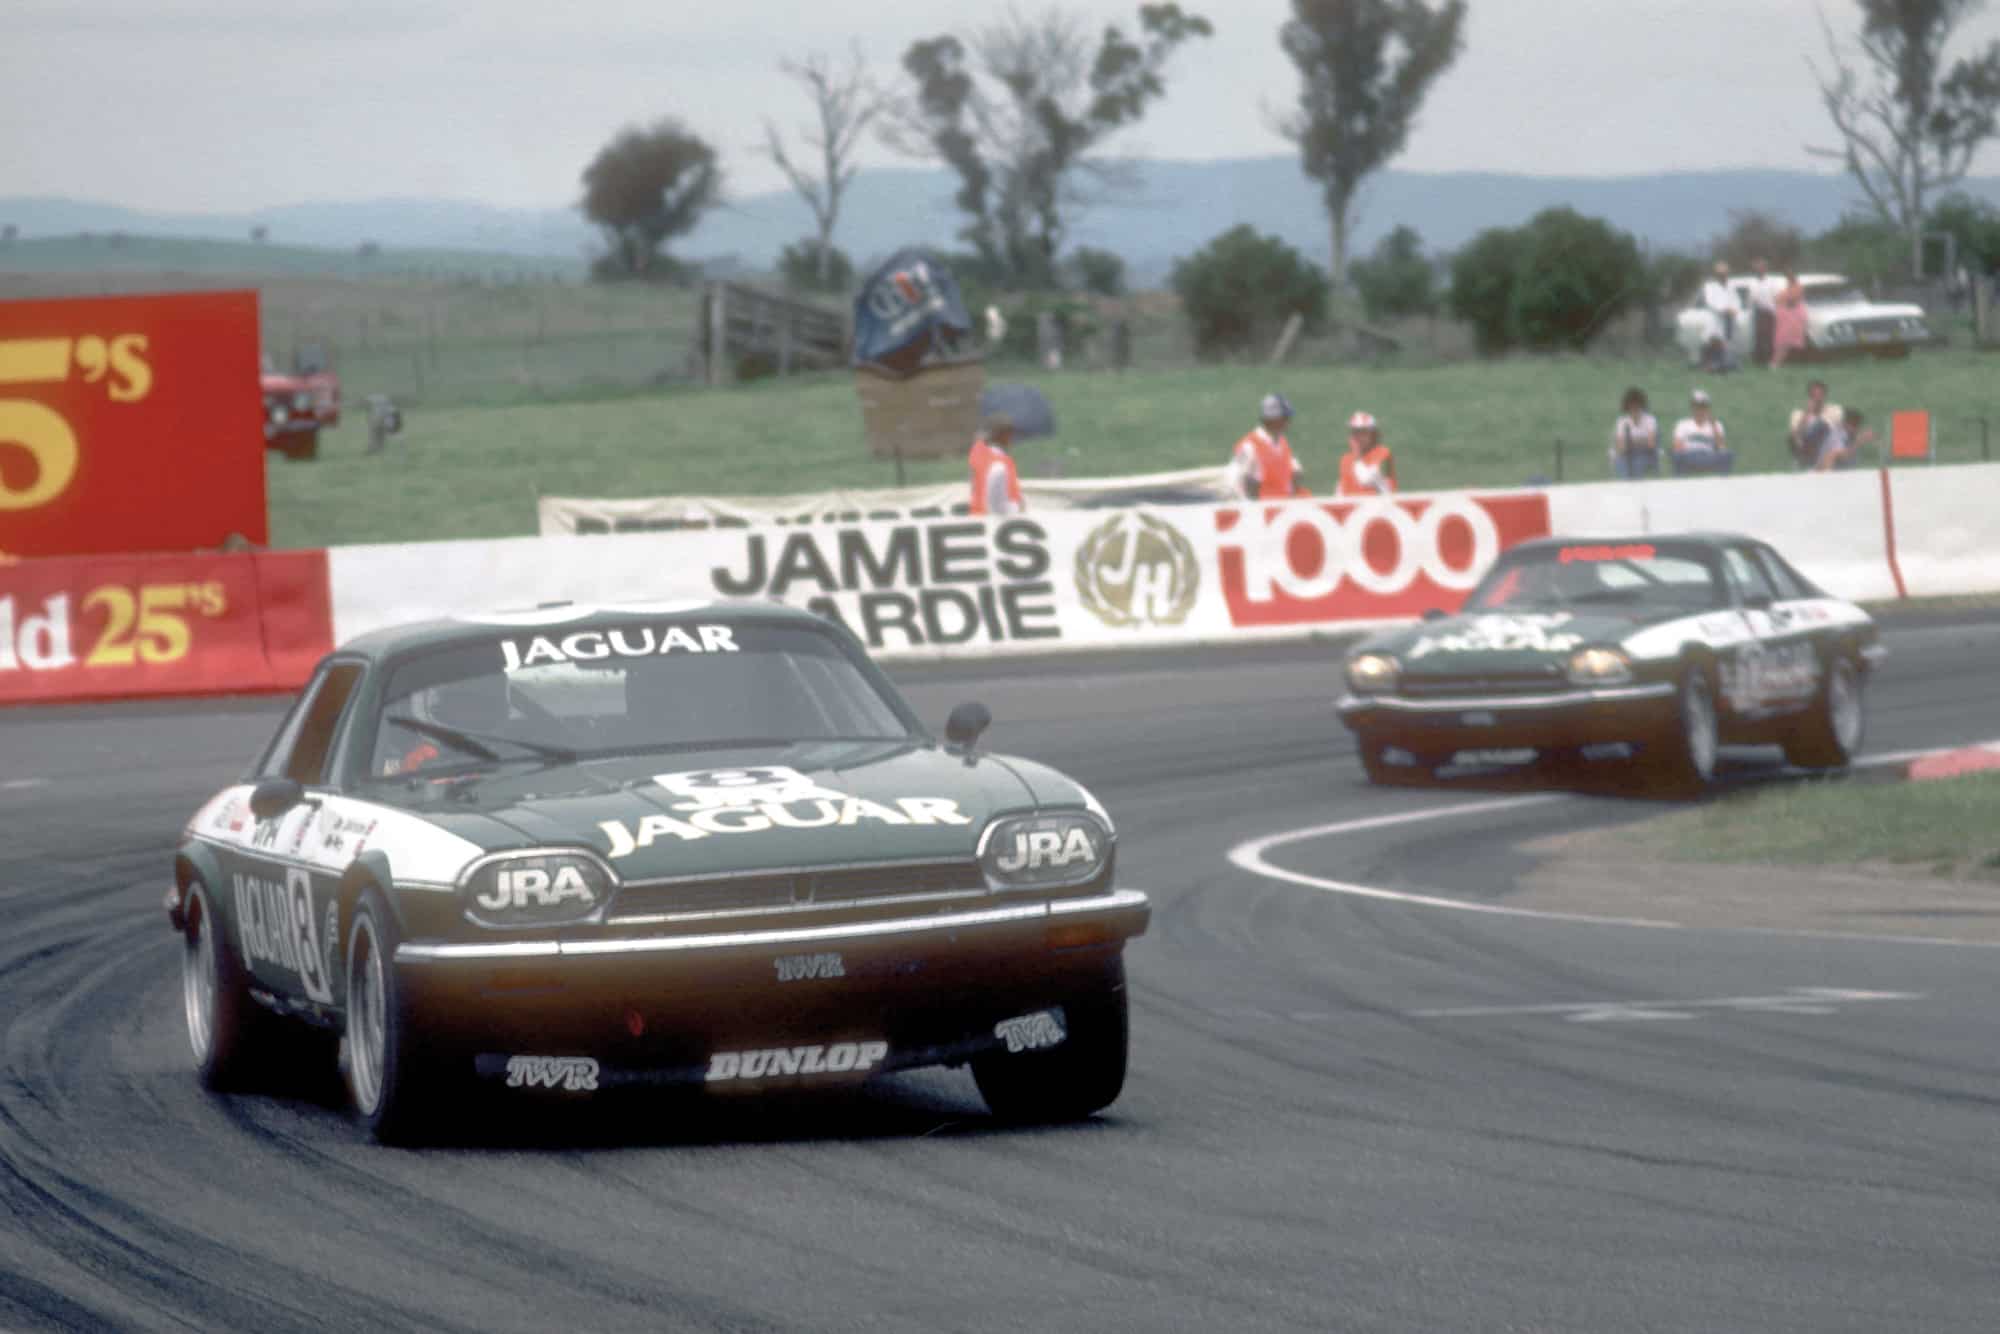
[266,346,2000,548]
[1591,770,2000,881]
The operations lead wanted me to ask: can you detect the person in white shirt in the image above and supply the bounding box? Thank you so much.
[1701,261,1740,346]
[1747,257,1781,366]
[1671,389,1734,476]
[1609,386,1660,479]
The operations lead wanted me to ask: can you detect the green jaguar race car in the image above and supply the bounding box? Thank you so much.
[167,602,1147,1142]
[1336,534,1885,791]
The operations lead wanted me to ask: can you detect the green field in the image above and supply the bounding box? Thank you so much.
[1595,769,2000,880]
[267,344,2000,548]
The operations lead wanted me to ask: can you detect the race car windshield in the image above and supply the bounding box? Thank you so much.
[1468,547,1724,613]
[366,621,913,777]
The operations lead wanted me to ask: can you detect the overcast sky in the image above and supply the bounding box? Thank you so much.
[5,0,2000,214]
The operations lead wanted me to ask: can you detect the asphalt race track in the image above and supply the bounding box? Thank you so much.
[4,613,2000,1332]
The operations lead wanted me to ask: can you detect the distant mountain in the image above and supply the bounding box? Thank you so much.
[7,161,1999,286]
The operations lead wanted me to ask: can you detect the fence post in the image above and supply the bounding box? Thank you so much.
[706,283,727,387]
[1554,438,1564,482]
[1977,416,1991,462]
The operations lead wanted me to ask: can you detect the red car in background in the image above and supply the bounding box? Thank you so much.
[262,345,340,460]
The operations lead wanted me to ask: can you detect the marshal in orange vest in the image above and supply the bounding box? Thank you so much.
[968,435,1023,515]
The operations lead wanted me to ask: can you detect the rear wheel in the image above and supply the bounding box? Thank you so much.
[345,890,436,1144]
[1783,655,1865,770]
[182,877,271,1089]
[973,960,1129,1123]
[1653,665,1720,796]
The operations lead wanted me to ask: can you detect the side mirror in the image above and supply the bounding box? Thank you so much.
[944,701,992,750]
[1742,592,1773,612]
[1421,608,1447,622]
[249,776,304,821]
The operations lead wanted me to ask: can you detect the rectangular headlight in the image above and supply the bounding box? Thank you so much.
[1346,652,1400,693]
[1566,647,1633,686]
[461,850,613,929]
[979,813,1110,892]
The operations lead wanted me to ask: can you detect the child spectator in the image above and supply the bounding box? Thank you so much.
[1610,387,1659,478]
[1811,408,1876,472]
[1671,389,1734,475]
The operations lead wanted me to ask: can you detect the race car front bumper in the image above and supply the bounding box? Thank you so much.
[1337,681,1679,753]
[392,889,1150,1081]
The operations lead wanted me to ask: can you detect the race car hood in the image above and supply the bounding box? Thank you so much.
[1362,607,1675,676]
[365,739,1088,881]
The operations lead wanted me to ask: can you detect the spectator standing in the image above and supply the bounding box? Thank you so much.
[967,413,1023,516]
[1748,257,1780,366]
[1671,389,1734,476]
[1231,393,1305,499]
[1786,379,1842,470]
[1337,411,1397,496]
[1701,261,1740,345]
[1609,387,1660,478]
[1771,270,1807,368]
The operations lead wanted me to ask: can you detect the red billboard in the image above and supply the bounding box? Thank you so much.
[0,549,330,704]
[0,290,266,557]
[1214,492,1553,626]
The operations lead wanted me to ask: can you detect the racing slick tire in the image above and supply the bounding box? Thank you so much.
[182,876,274,1090]
[1359,739,1437,787]
[344,888,439,1145]
[1651,662,1721,797]
[1782,654,1865,770]
[972,959,1129,1123]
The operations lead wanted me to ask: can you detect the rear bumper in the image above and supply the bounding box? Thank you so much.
[392,889,1149,1081]
[1338,682,1678,752]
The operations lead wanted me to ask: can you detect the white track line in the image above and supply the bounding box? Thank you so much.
[1225,738,2000,947]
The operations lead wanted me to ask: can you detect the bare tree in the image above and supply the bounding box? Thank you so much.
[881,4,1212,290]
[1810,0,2000,276]
[764,46,886,288]
[1278,0,1466,290]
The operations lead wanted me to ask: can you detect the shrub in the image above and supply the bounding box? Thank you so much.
[1171,225,1328,360]
[1066,246,1128,297]
[778,239,855,294]
[1350,225,1437,321]
[1447,226,1522,353]
[1506,208,1644,350]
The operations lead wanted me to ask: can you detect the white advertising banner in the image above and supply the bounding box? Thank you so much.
[1883,462,2000,598]
[335,490,1556,661]
[535,466,1239,536]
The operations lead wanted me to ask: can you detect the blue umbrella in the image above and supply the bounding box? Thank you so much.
[979,383,1057,440]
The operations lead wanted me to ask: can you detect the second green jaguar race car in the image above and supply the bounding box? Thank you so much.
[167,602,1147,1142]
[1336,534,1885,791]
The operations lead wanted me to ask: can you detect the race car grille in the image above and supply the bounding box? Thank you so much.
[609,861,986,922]
[1398,668,1567,697]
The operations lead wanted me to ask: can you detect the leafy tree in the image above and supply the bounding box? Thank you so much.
[1066,246,1128,296]
[1806,214,1910,286]
[779,238,855,293]
[1171,224,1328,359]
[1279,0,1467,288]
[764,47,885,288]
[1711,209,1805,272]
[1926,190,2000,273]
[1446,226,1521,353]
[1810,0,2000,276]
[1648,249,1708,307]
[581,119,721,280]
[883,4,1212,290]
[1349,224,1436,319]
[1446,210,1643,353]
[1506,209,1644,350]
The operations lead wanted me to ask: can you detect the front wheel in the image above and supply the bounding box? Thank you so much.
[345,890,436,1144]
[1652,665,1720,797]
[1783,655,1865,770]
[182,877,272,1089]
[973,960,1129,1123]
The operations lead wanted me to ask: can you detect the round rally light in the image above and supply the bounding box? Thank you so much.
[461,851,612,929]
[980,813,1110,891]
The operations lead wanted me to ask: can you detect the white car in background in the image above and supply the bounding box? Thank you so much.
[1676,272,1936,364]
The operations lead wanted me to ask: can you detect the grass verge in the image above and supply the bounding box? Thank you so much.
[267,345,2000,548]
[1592,769,2000,880]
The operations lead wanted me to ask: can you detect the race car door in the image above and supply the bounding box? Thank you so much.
[1716,543,1821,720]
[225,661,364,1008]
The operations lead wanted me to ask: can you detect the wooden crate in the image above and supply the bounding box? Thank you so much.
[853,358,986,460]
